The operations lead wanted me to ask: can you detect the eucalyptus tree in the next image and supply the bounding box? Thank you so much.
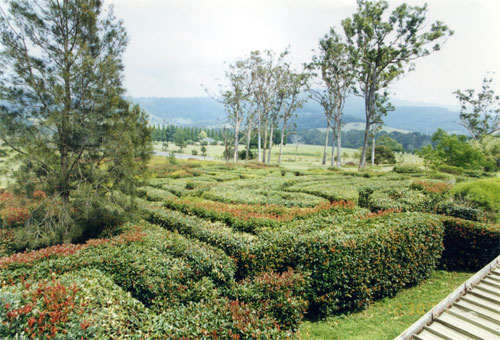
[243,107,256,160]
[277,70,309,164]
[266,62,288,164]
[309,70,336,166]
[341,0,453,169]
[311,27,355,168]
[454,75,500,139]
[248,50,274,162]
[248,49,289,163]
[370,92,394,165]
[219,58,251,162]
[0,0,151,242]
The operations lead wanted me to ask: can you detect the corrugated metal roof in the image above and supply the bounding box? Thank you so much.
[396,255,500,340]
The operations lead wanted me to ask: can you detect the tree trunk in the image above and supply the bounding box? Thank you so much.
[233,120,240,163]
[359,122,370,169]
[223,128,229,162]
[61,26,71,205]
[330,126,335,167]
[245,120,252,161]
[359,87,375,169]
[278,117,287,164]
[336,121,342,168]
[267,123,274,164]
[262,122,268,163]
[371,125,376,166]
[322,124,329,165]
[257,109,262,162]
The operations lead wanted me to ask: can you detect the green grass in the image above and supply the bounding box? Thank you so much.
[152,142,423,171]
[299,270,471,340]
[452,178,500,213]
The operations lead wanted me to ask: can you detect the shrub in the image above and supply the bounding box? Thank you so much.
[191,150,198,156]
[0,269,148,340]
[239,149,255,160]
[229,269,309,330]
[366,145,396,164]
[434,164,464,175]
[435,201,482,221]
[148,298,297,339]
[0,207,30,227]
[290,213,444,316]
[452,178,500,214]
[392,165,422,174]
[440,217,500,271]
[142,201,444,317]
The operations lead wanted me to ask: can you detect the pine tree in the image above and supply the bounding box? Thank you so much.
[0,0,152,246]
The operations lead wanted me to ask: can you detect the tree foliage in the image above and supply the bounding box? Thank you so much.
[0,0,151,246]
[417,129,486,170]
[454,75,500,139]
[342,0,453,168]
[310,27,354,167]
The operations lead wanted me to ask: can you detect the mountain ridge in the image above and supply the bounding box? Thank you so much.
[130,96,466,135]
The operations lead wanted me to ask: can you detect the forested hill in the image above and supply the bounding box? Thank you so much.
[131,96,466,134]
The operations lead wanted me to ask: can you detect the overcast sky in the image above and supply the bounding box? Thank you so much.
[105,0,500,107]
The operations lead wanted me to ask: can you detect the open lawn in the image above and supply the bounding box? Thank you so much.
[153,142,423,170]
[300,270,472,339]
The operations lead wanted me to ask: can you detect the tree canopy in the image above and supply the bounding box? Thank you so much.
[0,0,151,247]
[342,0,453,168]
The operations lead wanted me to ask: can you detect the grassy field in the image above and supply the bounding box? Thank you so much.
[153,142,423,170]
[300,270,472,339]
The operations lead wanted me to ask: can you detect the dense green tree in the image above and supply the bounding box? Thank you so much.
[377,135,404,152]
[0,0,152,245]
[174,129,187,152]
[454,75,500,139]
[366,145,396,164]
[342,0,453,168]
[198,130,208,141]
[417,129,485,170]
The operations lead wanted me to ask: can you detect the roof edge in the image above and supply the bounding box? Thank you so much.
[394,254,500,340]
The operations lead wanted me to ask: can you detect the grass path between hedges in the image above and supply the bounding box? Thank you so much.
[299,270,472,340]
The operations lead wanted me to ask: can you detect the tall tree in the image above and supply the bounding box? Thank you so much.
[220,59,250,162]
[0,0,151,243]
[454,75,500,139]
[277,70,309,164]
[310,81,335,166]
[370,91,394,166]
[342,0,453,169]
[248,49,288,163]
[311,27,355,168]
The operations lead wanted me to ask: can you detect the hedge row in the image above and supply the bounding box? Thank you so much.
[0,223,232,312]
[0,268,148,339]
[440,217,500,271]
[0,267,306,339]
[141,200,444,317]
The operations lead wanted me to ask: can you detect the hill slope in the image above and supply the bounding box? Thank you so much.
[131,96,466,134]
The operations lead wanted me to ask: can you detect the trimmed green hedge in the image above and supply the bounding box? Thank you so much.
[0,223,232,312]
[142,200,444,317]
[440,217,500,271]
[0,268,148,339]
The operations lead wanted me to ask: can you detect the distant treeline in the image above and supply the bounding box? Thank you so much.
[152,125,224,142]
[151,125,430,153]
[292,129,431,153]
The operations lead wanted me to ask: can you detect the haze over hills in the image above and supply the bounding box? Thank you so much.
[131,96,466,135]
